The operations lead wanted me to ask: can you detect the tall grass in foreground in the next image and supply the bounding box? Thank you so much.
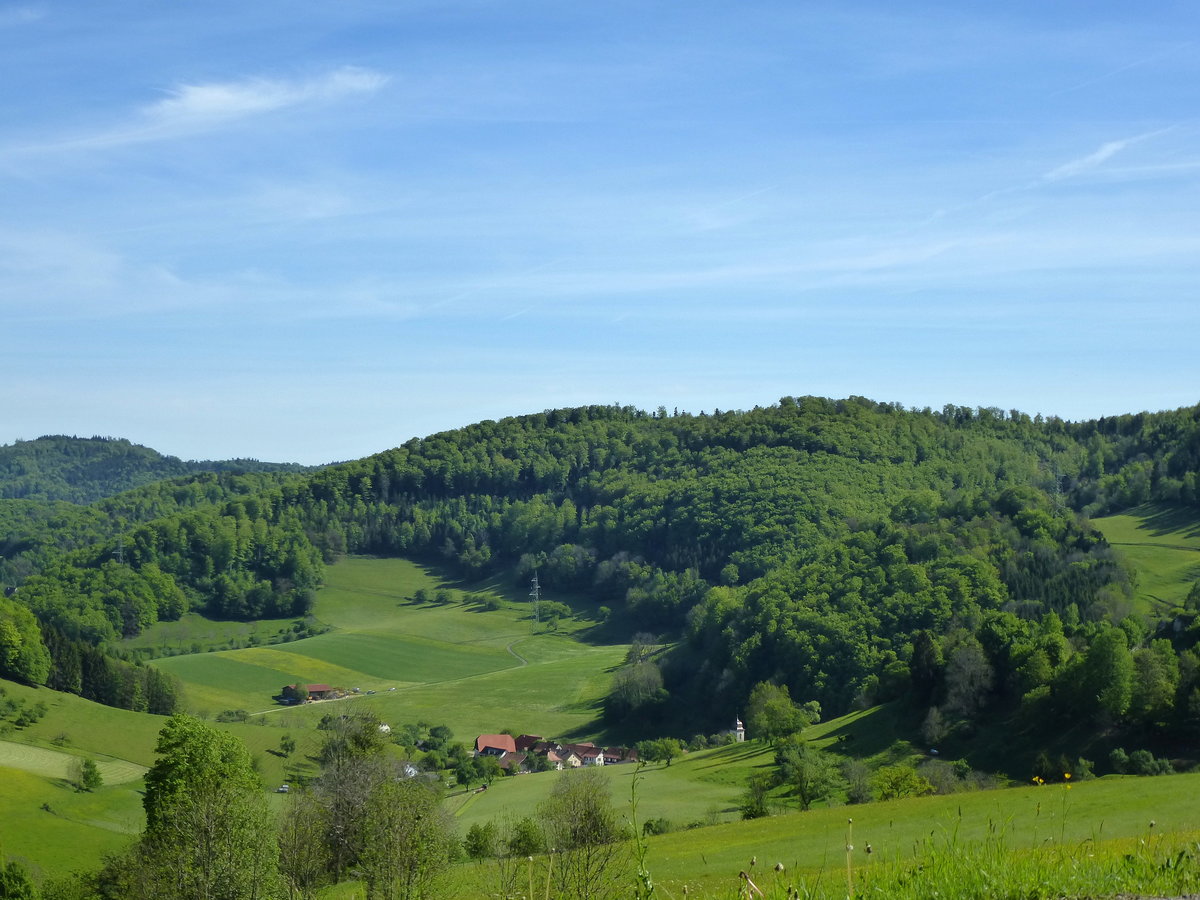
[448,827,1200,900]
[698,825,1200,900]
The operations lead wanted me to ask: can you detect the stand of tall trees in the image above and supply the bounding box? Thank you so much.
[5,398,1200,728]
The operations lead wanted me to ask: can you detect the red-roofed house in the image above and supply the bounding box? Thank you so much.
[514,734,543,753]
[475,734,517,757]
[283,683,333,701]
[575,746,605,767]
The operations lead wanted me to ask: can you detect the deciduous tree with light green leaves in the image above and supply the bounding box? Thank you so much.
[0,595,50,686]
[110,714,284,900]
[745,681,817,743]
[774,737,842,810]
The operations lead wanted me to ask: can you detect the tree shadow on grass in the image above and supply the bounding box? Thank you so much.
[1121,503,1200,540]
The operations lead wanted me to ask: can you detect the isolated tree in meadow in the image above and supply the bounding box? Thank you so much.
[463,821,498,860]
[71,757,103,792]
[741,771,774,820]
[774,738,841,811]
[636,737,683,767]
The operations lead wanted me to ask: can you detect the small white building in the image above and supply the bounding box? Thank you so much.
[734,718,745,743]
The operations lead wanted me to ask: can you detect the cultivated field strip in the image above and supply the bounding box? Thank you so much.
[0,741,147,784]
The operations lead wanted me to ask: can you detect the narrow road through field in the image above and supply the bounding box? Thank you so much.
[505,638,530,666]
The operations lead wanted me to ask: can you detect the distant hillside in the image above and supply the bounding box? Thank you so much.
[5,398,1200,752]
[0,435,308,504]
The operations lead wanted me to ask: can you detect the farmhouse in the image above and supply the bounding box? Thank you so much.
[282,683,335,702]
[474,733,517,757]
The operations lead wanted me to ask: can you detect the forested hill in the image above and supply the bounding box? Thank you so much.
[5,398,1200,737]
[0,435,308,504]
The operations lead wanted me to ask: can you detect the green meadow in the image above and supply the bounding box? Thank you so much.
[1093,503,1200,614]
[0,555,629,881]
[153,556,626,743]
[447,769,1200,898]
[122,611,301,655]
[0,766,144,880]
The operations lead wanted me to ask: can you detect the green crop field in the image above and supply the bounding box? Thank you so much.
[1093,503,1200,614]
[0,740,146,785]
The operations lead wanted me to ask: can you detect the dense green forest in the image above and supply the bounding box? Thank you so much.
[0,435,308,504]
[2,399,1200,747]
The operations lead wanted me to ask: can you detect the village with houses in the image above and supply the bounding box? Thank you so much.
[473,733,639,774]
[279,680,748,782]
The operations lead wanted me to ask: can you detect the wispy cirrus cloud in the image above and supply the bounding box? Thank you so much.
[145,66,386,128]
[1043,129,1171,181]
[5,66,387,156]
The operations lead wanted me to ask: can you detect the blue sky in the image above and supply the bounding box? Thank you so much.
[2,2,1198,464]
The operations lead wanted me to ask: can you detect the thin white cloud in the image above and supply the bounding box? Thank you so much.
[145,67,387,128]
[1043,129,1170,182]
[4,66,387,155]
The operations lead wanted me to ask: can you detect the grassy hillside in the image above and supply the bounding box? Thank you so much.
[152,556,626,744]
[444,768,1200,898]
[6,552,1200,890]
[0,554,630,879]
[1093,503,1200,614]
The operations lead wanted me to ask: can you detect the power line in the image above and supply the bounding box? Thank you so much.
[529,570,541,626]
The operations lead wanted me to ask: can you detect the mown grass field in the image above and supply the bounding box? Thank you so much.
[1093,503,1200,614]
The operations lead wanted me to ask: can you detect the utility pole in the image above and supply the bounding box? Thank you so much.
[529,570,541,627]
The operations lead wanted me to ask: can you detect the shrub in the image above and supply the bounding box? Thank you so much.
[1109,747,1130,774]
[1128,749,1173,775]
[641,817,672,836]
